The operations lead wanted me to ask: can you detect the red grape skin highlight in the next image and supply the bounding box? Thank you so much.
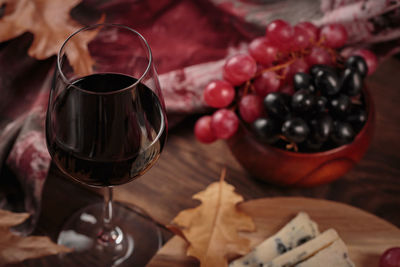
[307,46,332,66]
[223,54,257,86]
[266,19,294,51]
[211,109,239,139]
[253,71,281,97]
[293,26,311,50]
[239,94,263,123]
[379,247,400,267]
[296,21,319,43]
[194,116,217,143]
[248,37,279,66]
[203,80,235,108]
[319,23,348,48]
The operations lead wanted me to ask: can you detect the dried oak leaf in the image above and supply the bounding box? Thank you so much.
[171,171,255,267]
[0,0,103,75]
[0,209,71,265]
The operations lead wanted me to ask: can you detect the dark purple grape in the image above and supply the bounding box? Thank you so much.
[315,96,328,112]
[346,55,368,78]
[314,69,341,96]
[331,122,355,145]
[341,68,363,96]
[310,114,333,142]
[291,89,316,114]
[305,137,324,151]
[252,118,279,144]
[329,94,351,118]
[346,107,367,131]
[310,64,335,78]
[263,92,291,119]
[282,117,310,143]
[293,73,316,93]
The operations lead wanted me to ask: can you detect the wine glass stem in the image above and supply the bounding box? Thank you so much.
[104,187,113,228]
[97,187,122,246]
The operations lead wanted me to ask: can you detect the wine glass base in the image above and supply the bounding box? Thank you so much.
[57,202,162,267]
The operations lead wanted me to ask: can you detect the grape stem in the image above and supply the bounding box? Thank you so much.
[286,142,299,153]
[255,57,297,77]
[278,135,299,152]
[316,35,326,46]
[351,99,363,105]
[327,47,338,65]
[242,80,252,96]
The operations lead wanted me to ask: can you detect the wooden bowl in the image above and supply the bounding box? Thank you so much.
[227,88,375,187]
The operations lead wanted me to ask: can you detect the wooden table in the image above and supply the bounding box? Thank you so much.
[10,57,400,266]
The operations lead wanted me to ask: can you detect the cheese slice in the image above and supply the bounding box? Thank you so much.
[295,238,355,267]
[230,212,320,267]
[262,229,339,267]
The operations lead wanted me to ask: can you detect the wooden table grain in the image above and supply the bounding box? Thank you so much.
[10,57,400,266]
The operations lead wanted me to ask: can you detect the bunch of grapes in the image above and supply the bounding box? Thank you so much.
[194,19,377,153]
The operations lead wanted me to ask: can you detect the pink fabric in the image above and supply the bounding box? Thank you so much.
[0,0,399,233]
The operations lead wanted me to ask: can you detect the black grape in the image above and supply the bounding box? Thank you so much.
[282,117,310,143]
[329,94,351,118]
[341,68,363,96]
[310,114,333,143]
[263,92,291,119]
[331,122,355,145]
[291,89,316,114]
[346,55,368,78]
[314,69,341,96]
[293,73,316,93]
[252,118,279,144]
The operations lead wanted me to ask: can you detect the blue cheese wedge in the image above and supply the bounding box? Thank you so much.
[230,212,319,267]
[295,238,355,267]
[262,229,339,267]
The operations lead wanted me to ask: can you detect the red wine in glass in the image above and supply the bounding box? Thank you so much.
[47,73,166,187]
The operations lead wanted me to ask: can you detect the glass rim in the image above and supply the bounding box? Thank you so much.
[57,23,153,95]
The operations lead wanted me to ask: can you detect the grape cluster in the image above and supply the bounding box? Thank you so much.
[194,19,377,153]
[258,58,368,152]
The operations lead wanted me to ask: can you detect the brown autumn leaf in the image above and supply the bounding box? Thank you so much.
[171,169,255,267]
[0,0,103,75]
[0,209,72,265]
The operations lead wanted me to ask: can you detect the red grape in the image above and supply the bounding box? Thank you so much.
[253,71,281,97]
[266,19,294,51]
[353,49,378,75]
[280,84,295,95]
[280,58,309,86]
[211,109,239,139]
[296,21,319,43]
[380,247,400,267]
[239,94,263,123]
[223,54,257,86]
[248,37,279,66]
[307,46,332,66]
[288,58,310,78]
[319,23,348,48]
[293,26,310,50]
[194,116,217,143]
[203,80,235,108]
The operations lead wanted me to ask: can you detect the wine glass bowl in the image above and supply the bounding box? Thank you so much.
[47,73,166,187]
[227,87,374,187]
[45,24,167,266]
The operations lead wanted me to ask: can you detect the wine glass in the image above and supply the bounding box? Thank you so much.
[45,24,167,266]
